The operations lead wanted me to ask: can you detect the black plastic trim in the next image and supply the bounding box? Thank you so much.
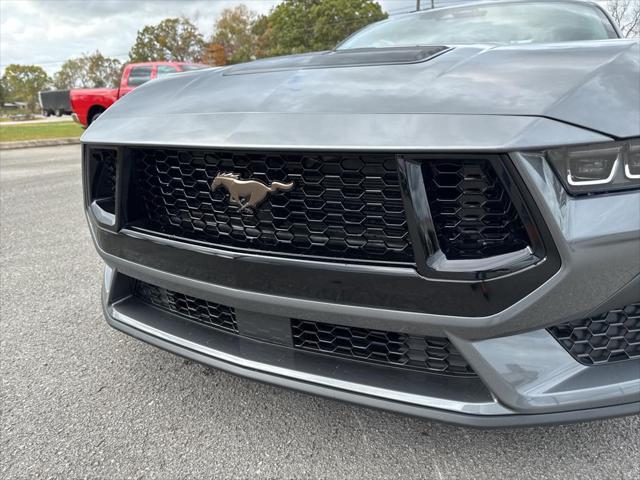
[397,156,438,269]
[91,220,557,317]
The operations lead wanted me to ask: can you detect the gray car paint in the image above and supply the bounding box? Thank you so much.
[83,39,639,147]
[82,2,640,424]
[82,112,614,152]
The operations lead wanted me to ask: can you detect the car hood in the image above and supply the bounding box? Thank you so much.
[84,39,639,150]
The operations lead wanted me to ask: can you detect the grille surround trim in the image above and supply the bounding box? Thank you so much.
[87,145,561,287]
[124,147,542,273]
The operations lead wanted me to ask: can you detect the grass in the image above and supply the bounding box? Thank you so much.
[0,121,83,142]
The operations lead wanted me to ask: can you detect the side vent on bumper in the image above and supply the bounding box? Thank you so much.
[548,303,640,365]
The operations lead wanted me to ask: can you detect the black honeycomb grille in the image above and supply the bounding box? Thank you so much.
[291,319,476,376]
[548,304,640,365]
[423,159,529,260]
[134,281,238,333]
[129,148,413,263]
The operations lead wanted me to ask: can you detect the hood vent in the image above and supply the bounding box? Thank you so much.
[225,46,450,75]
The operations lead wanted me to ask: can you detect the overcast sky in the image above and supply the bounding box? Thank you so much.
[0,0,421,76]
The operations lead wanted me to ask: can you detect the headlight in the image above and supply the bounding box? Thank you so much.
[546,139,640,194]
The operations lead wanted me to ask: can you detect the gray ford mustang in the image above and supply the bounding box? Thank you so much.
[82,0,640,426]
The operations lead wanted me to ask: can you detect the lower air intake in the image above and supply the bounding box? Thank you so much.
[291,319,476,376]
[133,281,475,376]
[135,281,238,333]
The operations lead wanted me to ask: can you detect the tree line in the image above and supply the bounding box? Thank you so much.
[0,0,386,112]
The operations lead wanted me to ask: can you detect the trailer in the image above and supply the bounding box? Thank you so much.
[39,90,72,116]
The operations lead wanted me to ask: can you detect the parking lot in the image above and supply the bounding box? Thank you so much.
[1,145,639,479]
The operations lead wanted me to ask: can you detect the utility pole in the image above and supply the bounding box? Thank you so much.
[431,0,435,8]
[416,0,420,11]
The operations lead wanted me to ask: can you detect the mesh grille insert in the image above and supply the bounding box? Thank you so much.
[291,319,476,376]
[135,281,238,333]
[424,159,529,260]
[548,303,640,365]
[129,148,413,264]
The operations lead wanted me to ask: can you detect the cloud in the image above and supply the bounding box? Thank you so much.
[0,0,277,75]
[0,0,417,76]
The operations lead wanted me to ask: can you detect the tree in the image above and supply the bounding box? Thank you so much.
[129,17,205,63]
[1,64,50,111]
[311,0,388,51]
[54,51,122,89]
[202,43,228,66]
[84,52,122,88]
[259,0,319,57]
[211,5,259,64]
[53,58,85,90]
[606,0,640,37]
[0,80,6,106]
[251,14,272,59]
[259,0,387,57]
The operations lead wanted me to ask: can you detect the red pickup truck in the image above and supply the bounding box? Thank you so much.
[70,61,207,126]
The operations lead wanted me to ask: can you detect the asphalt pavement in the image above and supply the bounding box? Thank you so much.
[1,145,639,479]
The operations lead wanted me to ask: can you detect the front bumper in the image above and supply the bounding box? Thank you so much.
[101,262,640,427]
[89,151,640,427]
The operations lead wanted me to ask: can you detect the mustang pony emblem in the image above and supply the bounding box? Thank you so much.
[211,172,294,212]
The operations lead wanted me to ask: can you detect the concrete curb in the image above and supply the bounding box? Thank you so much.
[0,137,80,150]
